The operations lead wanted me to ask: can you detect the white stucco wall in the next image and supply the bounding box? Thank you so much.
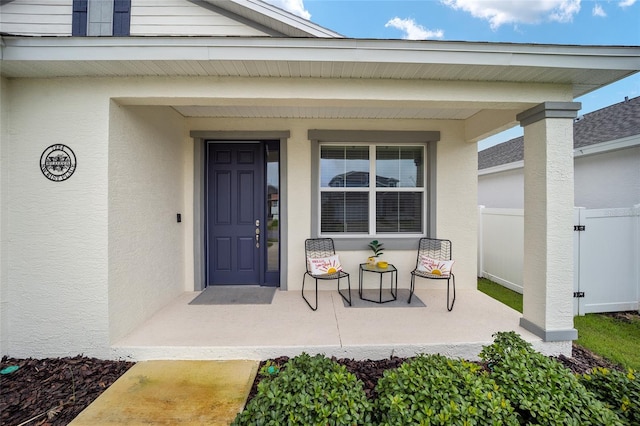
[478,168,525,209]
[3,78,110,358]
[479,144,640,209]
[574,146,640,208]
[522,117,575,333]
[437,130,479,289]
[108,104,189,343]
[0,76,9,355]
[1,75,568,358]
[188,116,478,292]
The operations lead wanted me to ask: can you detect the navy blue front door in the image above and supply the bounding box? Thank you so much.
[206,143,263,285]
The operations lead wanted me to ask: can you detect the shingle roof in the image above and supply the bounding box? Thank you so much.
[478,95,640,170]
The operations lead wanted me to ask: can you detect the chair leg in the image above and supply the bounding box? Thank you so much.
[447,274,456,311]
[337,275,352,306]
[302,273,318,311]
[408,273,415,304]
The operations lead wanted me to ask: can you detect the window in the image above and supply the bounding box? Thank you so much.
[72,0,131,36]
[319,144,425,236]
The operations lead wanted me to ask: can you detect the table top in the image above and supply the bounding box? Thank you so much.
[359,262,396,273]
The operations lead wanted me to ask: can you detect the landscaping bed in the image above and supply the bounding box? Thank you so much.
[0,341,628,426]
[237,334,638,425]
[246,342,622,404]
[0,356,134,426]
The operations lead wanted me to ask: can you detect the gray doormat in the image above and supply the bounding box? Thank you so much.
[189,286,276,305]
[343,289,426,308]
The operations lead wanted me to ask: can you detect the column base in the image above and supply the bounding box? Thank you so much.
[520,317,578,342]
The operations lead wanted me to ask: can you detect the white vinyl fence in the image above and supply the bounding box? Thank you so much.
[478,205,640,315]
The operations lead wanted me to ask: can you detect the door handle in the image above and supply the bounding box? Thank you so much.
[255,224,260,248]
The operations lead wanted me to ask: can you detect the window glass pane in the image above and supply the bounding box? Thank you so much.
[376,192,422,233]
[321,146,369,187]
[376,146,423,188]
[321,192,369,233]
[266,145,279,272]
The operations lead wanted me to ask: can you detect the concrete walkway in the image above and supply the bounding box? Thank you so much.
[69,360,258,425]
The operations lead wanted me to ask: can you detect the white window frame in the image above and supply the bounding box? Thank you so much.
[308,129,440,250]
[318,143,426,238]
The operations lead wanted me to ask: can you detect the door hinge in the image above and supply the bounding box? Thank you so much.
[574,225,586,231]
[573,291,585,298]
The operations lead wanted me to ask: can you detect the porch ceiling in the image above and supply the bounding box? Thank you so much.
[171,104,483,120]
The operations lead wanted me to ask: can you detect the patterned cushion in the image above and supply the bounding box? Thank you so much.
[417,255,454,277]
[308,255,343,275]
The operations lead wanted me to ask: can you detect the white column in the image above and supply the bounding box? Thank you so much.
[517,102,580,341]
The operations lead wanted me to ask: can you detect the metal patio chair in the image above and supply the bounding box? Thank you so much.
[409,237,456,311]
[302,238,352,311]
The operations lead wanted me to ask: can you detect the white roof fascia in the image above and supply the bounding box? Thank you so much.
[574,134,640,158]
[478,160,524,176]
[2,37,639,70]
[204,0,343,38]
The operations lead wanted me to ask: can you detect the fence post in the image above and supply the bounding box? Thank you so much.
[478,205,485,278]
[573,207,585,316]
[633,204,640,313]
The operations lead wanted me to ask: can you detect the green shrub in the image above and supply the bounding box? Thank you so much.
[580,367,640,425]
[479,331,623,425]
[232,353,372,426]
[374,354,519,425]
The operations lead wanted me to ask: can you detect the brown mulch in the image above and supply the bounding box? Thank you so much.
[0,342,623,426]
[1,356,134,426]
[245,342,624,403]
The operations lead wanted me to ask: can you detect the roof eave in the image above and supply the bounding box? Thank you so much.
[204,0,343,38]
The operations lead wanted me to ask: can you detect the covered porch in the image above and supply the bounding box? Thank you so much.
[111,287,566,362]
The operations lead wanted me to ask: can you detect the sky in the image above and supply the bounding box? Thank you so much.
[264,0,640,150]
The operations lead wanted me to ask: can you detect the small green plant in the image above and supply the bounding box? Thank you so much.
[479,331,623,425]
[258,360,281,377]
[367,240,384,257]
[232,353,373,425]
[375,354,519,425]
[580,367,640,425]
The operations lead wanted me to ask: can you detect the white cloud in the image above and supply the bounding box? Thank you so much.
[441,0,581,30]
[385,17,445,40]
[592,4,606,16]
[264,0,311,20]
[619,0,637,7]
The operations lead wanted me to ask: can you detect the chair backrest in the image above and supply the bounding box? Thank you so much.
[415,238,452,266]
[305,238,337,272]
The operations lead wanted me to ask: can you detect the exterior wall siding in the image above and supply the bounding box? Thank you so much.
[574,146,640,208]
[0,77,9,355]
[130,0,270,37]
[0,0,270,37]
[108,104,189,344]
[478,145,640,209]
[4,77,110,358]
[188,116,478,293]
[478,168,524,209]
[438,132,479,290]
[2,75,560,357]
[0,0,73,36]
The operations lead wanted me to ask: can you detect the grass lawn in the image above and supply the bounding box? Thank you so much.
[477,278,640,371]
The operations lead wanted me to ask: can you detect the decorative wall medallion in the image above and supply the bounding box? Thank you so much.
[40,144,77,182]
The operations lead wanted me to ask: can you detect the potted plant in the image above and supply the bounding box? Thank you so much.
[367,240,385,267]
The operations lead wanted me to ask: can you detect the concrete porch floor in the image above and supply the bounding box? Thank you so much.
[112,288,569,361]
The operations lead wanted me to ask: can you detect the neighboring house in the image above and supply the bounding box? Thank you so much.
[1,0,639,359]
[478,96,640,209]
